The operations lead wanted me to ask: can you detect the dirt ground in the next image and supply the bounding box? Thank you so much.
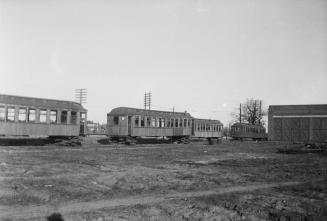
[0,139,326,221]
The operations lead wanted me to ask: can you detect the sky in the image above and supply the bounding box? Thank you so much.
[0,0,326,125]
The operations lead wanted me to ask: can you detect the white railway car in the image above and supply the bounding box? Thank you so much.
[0,94,87,138]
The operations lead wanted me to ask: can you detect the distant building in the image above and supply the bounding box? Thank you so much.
[268,104,327,143]
[86,121,106,134]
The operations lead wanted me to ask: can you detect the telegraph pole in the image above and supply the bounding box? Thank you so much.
[259,100,262,125]
[144,92,151,110]
[75,89,87,105]
[239,103,242,123]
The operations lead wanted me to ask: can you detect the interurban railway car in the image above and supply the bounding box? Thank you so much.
[107,107,223,143]
[0,94,87,138]
[230,123,267,141]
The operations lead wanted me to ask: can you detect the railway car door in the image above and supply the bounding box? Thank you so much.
[79,112,86,136]
[128,116,132,136]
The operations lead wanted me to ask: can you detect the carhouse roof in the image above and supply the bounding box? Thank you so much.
[108,107,193,118]
[0,94,87,112]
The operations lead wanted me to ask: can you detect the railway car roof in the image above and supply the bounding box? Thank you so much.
[232,122,265,128]
[194,118,223,125]
[0,94,87,111]
[108,107,193,118]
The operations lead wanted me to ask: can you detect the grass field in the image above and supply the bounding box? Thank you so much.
[0,139,326,220]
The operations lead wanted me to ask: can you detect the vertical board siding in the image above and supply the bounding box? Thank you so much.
[0,122,80,136]
[268,105,327,142]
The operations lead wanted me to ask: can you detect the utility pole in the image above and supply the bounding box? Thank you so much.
[75,89,87,105]
[144,92,151,110]
[259,100,262,125]
[239,103,242,123]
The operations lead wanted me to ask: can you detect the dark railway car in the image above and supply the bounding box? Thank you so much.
[107,107,223,143]
[0,94,87,138]
[230,123,267,141]
[107,107,193,142]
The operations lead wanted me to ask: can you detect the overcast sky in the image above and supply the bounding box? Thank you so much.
[0,0,326,124]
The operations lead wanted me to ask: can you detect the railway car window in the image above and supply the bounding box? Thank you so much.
[151,118,155,127]
[39,110,47,123]
[61,111,67,124]
[184,119,187,127]
[174,119,178,128]
[187,120,190,128]
[134,116,139,127]
[18,108,27,122]
[0,106,5,121]
[171,119,174,127]
[197,124,200,131]
[71,111,77,124]
[81,113,86,121]
[113,116,119,125]
[50,110,57,123]
[7,107,15,122]
[158,118,162,127]
[161,118,165,127]
[147,117,151,127]
[80,112,86,125]
[141,117,145,127]
[28,109,36,122]
[179,119,183,128]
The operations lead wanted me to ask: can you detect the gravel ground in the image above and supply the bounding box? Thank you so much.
[0,140,326,220]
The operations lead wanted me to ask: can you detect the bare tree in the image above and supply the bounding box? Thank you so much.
[231,98,266,126]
